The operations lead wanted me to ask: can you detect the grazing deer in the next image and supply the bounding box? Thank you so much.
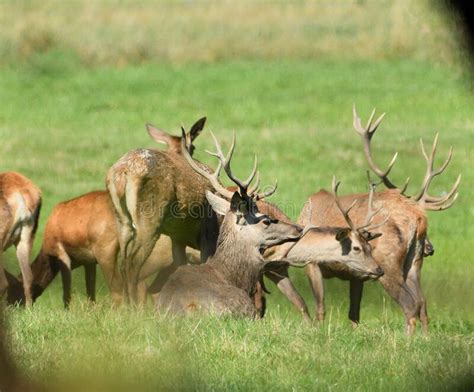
[7,190,200,307]
[106,117,216,303]
[298,106,460,334]
[157,134,303,317]
[0,172,41,306]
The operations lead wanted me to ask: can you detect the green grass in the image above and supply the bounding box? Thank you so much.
[1,58,473,390]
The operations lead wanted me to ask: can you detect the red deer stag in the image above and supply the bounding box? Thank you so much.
[7,190,200,307]
[181,134,385,319]
[0,172,41,306]
[106,117,214,303]
[254,178,386,320]
[157,133,303,317]
[299,106,460,334]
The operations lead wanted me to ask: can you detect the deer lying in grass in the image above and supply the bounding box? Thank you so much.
[107,116,278,304]
[157,134,303,317]
[168,133,385,317]
[7,190,200,307]
[297,106,460,334]
[0,172,41,306]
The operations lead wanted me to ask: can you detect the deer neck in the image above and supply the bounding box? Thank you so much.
[285,228,345,265]
[207,217,263,296]
[30,249,59,299]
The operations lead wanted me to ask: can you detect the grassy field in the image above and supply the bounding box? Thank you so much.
[0,1,473,390]
[1,58,472,391]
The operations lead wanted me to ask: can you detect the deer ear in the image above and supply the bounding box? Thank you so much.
[189,117,206,141]
[146,124,172,147]
[230,191,247,215]
[335,228,351,242]
[206,191,229,216]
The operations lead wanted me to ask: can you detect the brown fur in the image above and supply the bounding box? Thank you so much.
[156,191,302,317]
[300,188,429,334]
[0,172,41,306]
[106,120,216,303]
[7,191,199,307]
[255,198,384,322]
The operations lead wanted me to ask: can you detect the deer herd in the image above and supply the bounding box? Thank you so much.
[0,106,460,335]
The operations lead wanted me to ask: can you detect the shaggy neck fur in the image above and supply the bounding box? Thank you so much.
[208,214,263,296]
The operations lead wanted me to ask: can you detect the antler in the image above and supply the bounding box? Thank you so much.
[414,134,461,210]
[358,176,389,231]
[206,132,257,196]
[332,176,357,231]
[180,129,234,199]
[352,104,410,194]
[181,130,277,200]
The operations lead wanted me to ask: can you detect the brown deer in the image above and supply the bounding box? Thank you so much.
[157,134,303,317]
[105,117,223,303]
[0,172,41,306]
[253,178,386,320]
[7,190,200,307]
[181,134,385,319]
[297,106,460,334]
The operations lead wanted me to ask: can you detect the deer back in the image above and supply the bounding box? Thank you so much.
[107,148,214,246]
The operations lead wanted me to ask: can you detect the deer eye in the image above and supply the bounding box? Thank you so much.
[262,218,271,226]
[353,246,361,253]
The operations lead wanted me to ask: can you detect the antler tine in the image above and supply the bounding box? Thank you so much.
[415,134,456,203]
[208,131,259,195]
[424,174,461,203]
[332,176,356,231]
[400,177,410,195]
[352,104,401,190]
[180,129,234,199]
[242,155,258,190]
[255,180,278,200]
[423,192,459,211]
[357,181,386,231]
[248,171,261,196]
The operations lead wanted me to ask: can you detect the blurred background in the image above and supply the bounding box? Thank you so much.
[0,1,472,390]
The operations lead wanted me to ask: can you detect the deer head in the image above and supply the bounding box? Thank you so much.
[293,177,385,280]
[183,131,302,271]
[146,116,206,155]
[206,191,302,256]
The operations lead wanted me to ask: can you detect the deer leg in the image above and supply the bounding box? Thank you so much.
[94,241,123,306]
[136,281,148,306]
[265,266,311,322]
[253,280,266,319]
[126,230,161,305]
[305,263,325,322]
[117,224,134,304]
[15,226,34,307]
[378,273,418,335]
[0,252,8,301]
[405,260,427,335]
[84,264,96,303]
[56,246,72,308]
[348,280,364,328]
